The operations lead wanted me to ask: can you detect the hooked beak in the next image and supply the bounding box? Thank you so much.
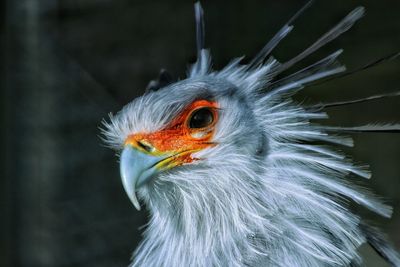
[119,128,213,210]
[120,145,168,210]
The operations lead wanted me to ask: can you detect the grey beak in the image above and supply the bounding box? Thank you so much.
[120,145,166,210]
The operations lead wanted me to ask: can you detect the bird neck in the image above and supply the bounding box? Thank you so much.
[133,167,267,266]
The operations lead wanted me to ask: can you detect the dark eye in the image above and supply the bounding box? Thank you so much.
[189,108,214,129]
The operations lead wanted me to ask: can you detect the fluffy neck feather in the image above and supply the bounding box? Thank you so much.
[133,160,274,267]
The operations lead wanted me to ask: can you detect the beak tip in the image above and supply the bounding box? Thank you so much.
[130,193,141,211]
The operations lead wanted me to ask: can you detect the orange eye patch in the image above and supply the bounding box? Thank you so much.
[125,100,219,160]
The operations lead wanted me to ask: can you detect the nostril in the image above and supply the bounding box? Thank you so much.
[137,140,154,152]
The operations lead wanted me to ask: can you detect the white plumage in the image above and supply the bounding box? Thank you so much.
[102,2,400,266]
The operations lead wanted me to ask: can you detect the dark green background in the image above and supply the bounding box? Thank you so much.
[2,0,400,266]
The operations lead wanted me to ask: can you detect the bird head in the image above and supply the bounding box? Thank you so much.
[101,3,278,216]
[103,74,268,211]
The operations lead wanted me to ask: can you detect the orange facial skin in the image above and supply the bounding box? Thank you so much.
[125,100,219,168]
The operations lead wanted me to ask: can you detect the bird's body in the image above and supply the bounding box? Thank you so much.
[103,2,400,266]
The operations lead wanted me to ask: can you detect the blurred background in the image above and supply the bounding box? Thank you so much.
[2,0,400,266]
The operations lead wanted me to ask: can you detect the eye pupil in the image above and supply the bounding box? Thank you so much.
[189,108,214,129]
